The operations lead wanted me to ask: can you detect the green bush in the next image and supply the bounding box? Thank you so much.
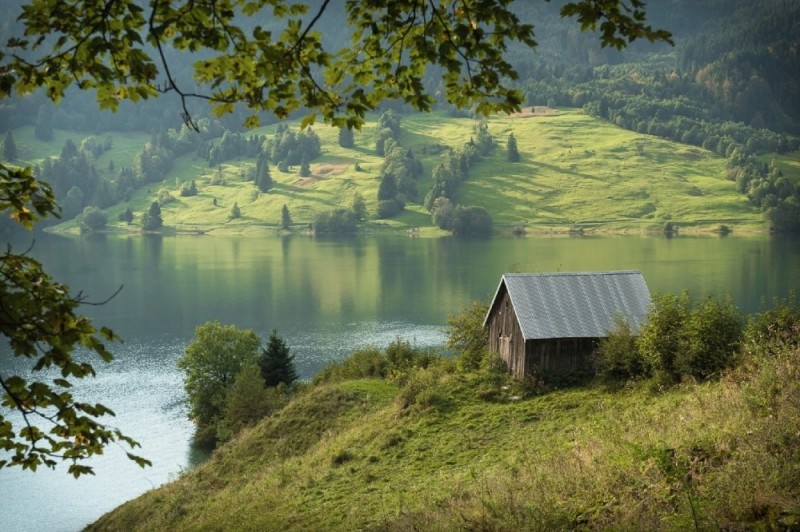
[679,294,742,379]
[637,292,691,384]
[394,367,448,412]
[446,300,490,372]
[314,340,439,386]
[594,315,648,387]
[744,293,800,352]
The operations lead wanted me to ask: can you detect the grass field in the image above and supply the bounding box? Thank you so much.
[11,109,774,235]
[89,340,800,531]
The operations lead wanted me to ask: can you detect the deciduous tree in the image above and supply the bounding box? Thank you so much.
[0,163,149,477]
[177,321,261,445]
[0,1,670,131]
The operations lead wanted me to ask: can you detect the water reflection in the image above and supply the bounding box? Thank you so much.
[0,232,798,531]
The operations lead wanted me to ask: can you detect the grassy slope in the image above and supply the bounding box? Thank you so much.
[91,348,800,531]
[20,110,775,235]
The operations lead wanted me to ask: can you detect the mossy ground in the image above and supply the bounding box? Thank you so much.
[17,109,777,236]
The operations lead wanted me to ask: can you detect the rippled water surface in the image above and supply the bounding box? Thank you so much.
[1,233,798,530]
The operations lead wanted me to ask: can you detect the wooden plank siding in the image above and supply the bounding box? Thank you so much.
[486,285,527,378]
[486,283,599,379]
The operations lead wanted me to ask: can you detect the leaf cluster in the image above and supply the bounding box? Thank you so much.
[1,0,671,130]
[0,163,148,477]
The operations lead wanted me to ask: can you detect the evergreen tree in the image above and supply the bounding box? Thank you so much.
[4,131,17,161]
[256,156,273,192]
[338,126,354,148]
[230,202,241,219]
[299,153,311,177]
[507,132,520,162]
[258,330,298,388]
[281,204,292,229]
[377,173,398,201]
[141,201,163,230]
[118,206,134,224]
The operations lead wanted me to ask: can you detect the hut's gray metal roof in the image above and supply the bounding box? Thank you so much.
[485,271,651,339]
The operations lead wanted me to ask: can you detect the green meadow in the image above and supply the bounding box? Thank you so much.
[22,109,770,234]
[89,341,800,531]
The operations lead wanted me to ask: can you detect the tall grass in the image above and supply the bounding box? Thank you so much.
[91,327,800,530]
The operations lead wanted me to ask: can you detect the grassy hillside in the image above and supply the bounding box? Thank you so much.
[23,109,770,235]
[91,342,800,530]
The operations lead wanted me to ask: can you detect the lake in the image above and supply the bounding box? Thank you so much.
[1,232,798,531]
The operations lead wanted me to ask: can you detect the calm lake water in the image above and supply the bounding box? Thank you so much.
[1,232,799,531]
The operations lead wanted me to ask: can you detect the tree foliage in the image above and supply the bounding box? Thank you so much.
[0,163,148,477]
[447,300,490,372]
[177,321,261,445]
[258,330,298,388]
[0,0,670,130]
[76,205,108,232]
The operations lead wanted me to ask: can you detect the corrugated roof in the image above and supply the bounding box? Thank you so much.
[485,271,651,339]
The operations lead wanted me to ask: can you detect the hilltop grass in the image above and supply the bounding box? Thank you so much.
[90,342,800,531]
[31,109,768,235]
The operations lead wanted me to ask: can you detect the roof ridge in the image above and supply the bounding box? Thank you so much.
[504,270,642,277]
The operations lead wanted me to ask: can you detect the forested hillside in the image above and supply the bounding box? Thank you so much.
[1,0,798,234]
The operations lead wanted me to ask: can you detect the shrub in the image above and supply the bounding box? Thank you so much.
[77,206,108,232]
[450,205,493,237]
[394,367,447,412]
[637,292,691,384]
[313,208,358,234]
[679,294,742,379]
[313,347,388,384]
[743,293,800,352]
[157,189,176,205]
[446,300,490,372]
[376,199,402,219]
[595,315,648,387]
[180,180,198,197]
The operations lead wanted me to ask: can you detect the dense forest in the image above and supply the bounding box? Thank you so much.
[1,0,799,233]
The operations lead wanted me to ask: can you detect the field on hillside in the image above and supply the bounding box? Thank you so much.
[89,341,800,531]
[13,109,768,234]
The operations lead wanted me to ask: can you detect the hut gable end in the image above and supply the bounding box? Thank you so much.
[484,271,651,378]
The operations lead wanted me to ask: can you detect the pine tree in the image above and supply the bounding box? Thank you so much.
[281,204,292,229]
[256,156,273,192]
[507,132,520,162]
[142,201,163,230]
[4,131,18,161]
[258,330,298,388]
[299,153,311,177]
[377,173,397,201]
[230,202,241,219]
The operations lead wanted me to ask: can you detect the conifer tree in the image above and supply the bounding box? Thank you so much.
[230,202,241,219]
[507,132,520,162]
[256,155,272,192]
[258,330,298,388]
[299,153,311,177]
[281,204,292,229]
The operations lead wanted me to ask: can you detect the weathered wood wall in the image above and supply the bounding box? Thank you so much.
[486,283,599,379]
[486,285,527,379]
[524,337,598,376]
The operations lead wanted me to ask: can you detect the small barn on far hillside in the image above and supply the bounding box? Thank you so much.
[484,271,651,379]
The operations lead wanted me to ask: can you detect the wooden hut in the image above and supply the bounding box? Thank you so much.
[483,271,651,379]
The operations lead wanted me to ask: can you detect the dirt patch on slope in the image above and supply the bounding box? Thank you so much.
[509,106,558,118]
